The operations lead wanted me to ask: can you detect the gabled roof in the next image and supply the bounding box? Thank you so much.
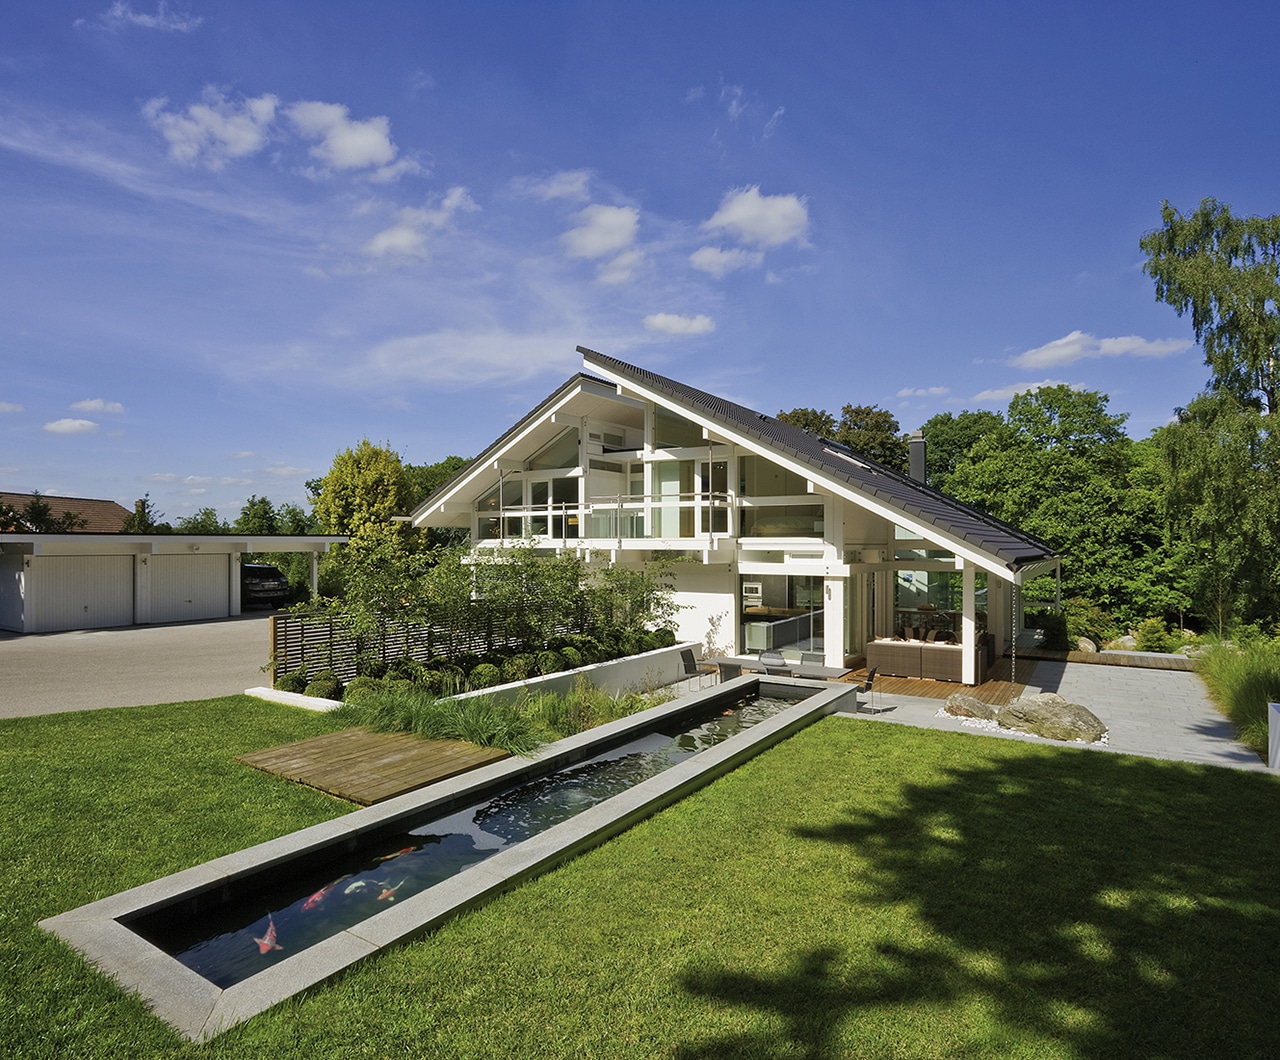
[0,492,131,533]
[410,348,1058,578]
[580,349,1057,575]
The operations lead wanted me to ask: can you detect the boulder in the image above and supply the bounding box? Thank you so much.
[1108,635,1138,651]
[997,696,1107,743]
[944,693,997,721]
[1076,637,1098,653]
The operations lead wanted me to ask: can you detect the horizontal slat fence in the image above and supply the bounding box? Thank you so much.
[270,607,592,684]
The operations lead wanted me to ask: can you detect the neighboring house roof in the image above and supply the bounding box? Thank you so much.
[0,492,131,532]
[410,349,1059,578]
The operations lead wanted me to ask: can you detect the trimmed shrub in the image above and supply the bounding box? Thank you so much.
[1025,609,1069,652]
[639,630,663,652]
[354,653,388,679]
[304,669,344,701]
[387,656,425,683]
[502,653,537,683]
[536,649,566,676]
[418,670,446,696]
[343,675,386,704]
[1135,617,1175,654]
[468,663,503,689]
[274,667,309,694]
[559,645,583,670]
[652,627,677,648]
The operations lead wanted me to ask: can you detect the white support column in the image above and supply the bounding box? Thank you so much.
[134,553,152,625]
[230,552,242,616]
[310,552,319,598]
[823,576,845,668]
[961,560,977,685]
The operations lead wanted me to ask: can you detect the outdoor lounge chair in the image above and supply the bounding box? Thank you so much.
[758,650,792,676]
[680,648,718,688]
[852,667,886,713]
[716,662,743,682]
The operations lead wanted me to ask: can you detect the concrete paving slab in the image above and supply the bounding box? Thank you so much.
[0,613,275,718]
[836,660,1269,773]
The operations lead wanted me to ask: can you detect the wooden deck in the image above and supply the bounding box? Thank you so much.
[237,729,510,806]
[1016,647,1196,671]
[840,655,1033,708]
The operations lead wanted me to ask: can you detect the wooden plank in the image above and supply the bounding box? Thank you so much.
[840,655,1032,707]
[237,729,509,806]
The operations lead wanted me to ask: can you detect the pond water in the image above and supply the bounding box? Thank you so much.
[132,690,805,988]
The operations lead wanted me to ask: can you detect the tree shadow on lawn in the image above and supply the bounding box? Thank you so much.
[674,742,1280,1059]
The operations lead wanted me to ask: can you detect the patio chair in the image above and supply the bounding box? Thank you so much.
[758,650,792,676]
[680,648,718,689]
[853,667,886,714]
[716,662,743,682]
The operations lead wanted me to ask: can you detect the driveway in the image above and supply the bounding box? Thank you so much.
[0,613,276,719]
[842,658,1270,773]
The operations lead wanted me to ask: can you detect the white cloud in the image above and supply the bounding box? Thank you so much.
[365,328,579,386]
[71,397,125,414]
[77,2,204,33]
[43,418,99,434]
[364,186,479,258]
[721,83,747,122]
[561,204,639,259]
[897,386,950,398]
[684,86,706,103]
[689,245,764,278]
[232,450,253,459]
[286,100,398,171]
[266,463,309,477]
[0,401,22,413]
[702,186,809,248]
[143,88,278,169]
[972,380,1075,403]
[144,473,178,483]
[517,169,592,202]
[1010,330,1193,369]
[596,249,645,285]
[644,313,716,335]
[183,475,250,486]
[763,106,785,138]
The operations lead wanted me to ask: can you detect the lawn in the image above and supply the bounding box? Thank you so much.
[4,697,1280,1058]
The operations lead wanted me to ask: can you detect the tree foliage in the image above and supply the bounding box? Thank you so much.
[172,507,230,534]
[778,404,909,470]
[1141,197,1280,415]
[919,409,1003,492]
[122,493,170,534]
[0,492,88,533]
[311,439,413,545]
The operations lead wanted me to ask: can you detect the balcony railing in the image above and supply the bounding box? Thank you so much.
[476,492,733,546]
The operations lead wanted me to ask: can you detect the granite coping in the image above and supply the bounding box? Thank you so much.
[40,675,855,1041]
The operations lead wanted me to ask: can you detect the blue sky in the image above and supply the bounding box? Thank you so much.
[2,1,1277,522]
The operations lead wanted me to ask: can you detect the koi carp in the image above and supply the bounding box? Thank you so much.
[253,914,283,954]
[302,874,352,912]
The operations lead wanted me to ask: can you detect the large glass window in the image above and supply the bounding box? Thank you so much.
[654,460,695,537]
[529,429,579,470]
[739,455,810,498]
[653,407,703,449]
[741,504,824,537]
[893,569,987,639]
[741,574,824,656]
[699,459,728,533]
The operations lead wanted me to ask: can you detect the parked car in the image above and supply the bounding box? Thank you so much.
[241,562,290,608]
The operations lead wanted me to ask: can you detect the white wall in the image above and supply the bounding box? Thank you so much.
[671,563,736,655]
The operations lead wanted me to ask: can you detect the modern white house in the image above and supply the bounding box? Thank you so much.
[0,534,345,634]
[408,348,1060,685]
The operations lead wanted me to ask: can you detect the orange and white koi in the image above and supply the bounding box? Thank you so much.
[377,879,406,902]
[377,846,416,862]
[302,874,352,912]
[253,914,283,954]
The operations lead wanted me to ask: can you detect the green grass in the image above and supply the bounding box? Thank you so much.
[1196,638,1280,752]
[4,700,1280,1057]
[332,688,543,755]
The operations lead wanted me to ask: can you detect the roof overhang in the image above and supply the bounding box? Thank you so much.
[0,534,347,557]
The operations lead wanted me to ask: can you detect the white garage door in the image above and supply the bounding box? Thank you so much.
[33,555,135,633]
[150,554,230,624]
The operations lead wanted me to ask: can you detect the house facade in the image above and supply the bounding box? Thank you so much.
[409,348,1059,685]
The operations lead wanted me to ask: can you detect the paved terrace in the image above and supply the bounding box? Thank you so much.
[839,654,1268,773]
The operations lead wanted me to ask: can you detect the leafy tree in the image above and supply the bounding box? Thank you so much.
[1141,197,1280,415]
[0,492,88,533]
[173,507,230,534]
[122,493,170,533]
[946,386,1162,624]
[233,494,279,536]
[919,409,1003,492]
[778,404,909,470]
[404,455,471,509]
[776,407,837,436]
[311,439,413,545]
[1154,391,1280,634]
